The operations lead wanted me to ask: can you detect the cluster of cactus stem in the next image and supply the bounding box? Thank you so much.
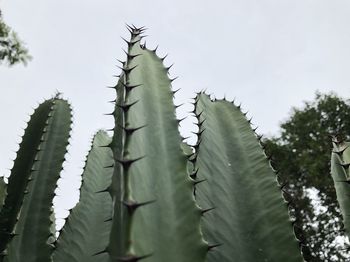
[0,25,347,262]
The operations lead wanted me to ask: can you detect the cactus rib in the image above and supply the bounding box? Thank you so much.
[330,137,350,240]
[107,26,207,262]
[192,93,303,262]
[4,98,72,262]
[0,100,54,256]
[53,130,113,262]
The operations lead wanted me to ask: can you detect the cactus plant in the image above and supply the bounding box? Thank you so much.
[330,135,350,240]
[53,130,113,262]
[0,97,72,261]
[0,25,308,262]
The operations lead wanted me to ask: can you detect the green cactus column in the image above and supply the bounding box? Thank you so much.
[104,26,208,262]
[53,130,113,262]
[192,93,303,262]
[0,97,72,262]
[330,135,350,240]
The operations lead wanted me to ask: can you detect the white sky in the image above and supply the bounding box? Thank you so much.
[1,0,350,227]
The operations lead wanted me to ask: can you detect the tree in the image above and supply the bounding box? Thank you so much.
[0,10,31,66]
[264,92,350,261]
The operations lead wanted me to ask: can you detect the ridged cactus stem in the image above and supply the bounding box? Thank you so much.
[53,130,113,262]
[106,25,207,262]
[0,100,54,257]
[121,29,144,257]
[4,98,72,262]
[330,135,350,240]
[192,93,303,262]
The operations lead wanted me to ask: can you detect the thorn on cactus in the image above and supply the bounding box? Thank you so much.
[117,253,153,262]
[122,124,147,136]
[152,45,158,53]
[99,142,113,148]
[118,65,138,75]
[174,103,183,109]
[161,54,168,62]
[176,116,187,125]
[116,100,139,112]
[106,85,117,90]
[172,88,180,96]
[117,59,126,66]
[196,110,204,118]
[125,23,134,32]
[166,63,174,72]
[122,199,156,214]
[116,156,145,170]
[121,37,141,48]
[104,111,115,116]
[123,50,142,60]
[193,178,207,186]
[170,76,178,82]
[122,83,143,92]
[95,187,110,194]
[197,128,206,136]
[201,207,215,215]
[339,162,350,169]
[208,243,222,251]
[92,247,109,256]
[197,118,206,128]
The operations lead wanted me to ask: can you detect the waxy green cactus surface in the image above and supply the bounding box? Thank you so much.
[330,136,350,240]
[54,130,113,262]
[192,93,303,262]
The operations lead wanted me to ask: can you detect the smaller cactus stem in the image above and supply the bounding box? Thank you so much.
[120,29,143,257]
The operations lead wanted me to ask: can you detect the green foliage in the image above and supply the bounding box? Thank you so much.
[264,92,350,261]
[0,13,31,66]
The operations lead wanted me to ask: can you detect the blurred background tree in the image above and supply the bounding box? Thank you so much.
[0,10,31,66]
[264,92,350,261]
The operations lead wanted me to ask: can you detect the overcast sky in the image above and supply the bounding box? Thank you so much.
[1,0,350,227]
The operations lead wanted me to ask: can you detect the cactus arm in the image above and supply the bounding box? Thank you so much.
[5,99,72,262]
[106,27,207,262]
[330,140,350,239]
[108,74,127,258]
[0,100,54,255]
[0,178,6,212]
[193,93,303,262]
[53,130,113,262]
